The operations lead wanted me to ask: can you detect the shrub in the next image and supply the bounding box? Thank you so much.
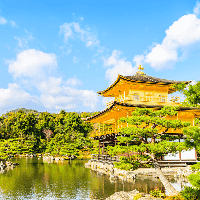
[149,188,165,198]
[180,186,200,200]
[165,194,184,200]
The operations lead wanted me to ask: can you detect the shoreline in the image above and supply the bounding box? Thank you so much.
[85,160,192,181]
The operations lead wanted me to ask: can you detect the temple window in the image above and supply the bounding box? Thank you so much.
[133,93,140,100]
[159,95,166,102]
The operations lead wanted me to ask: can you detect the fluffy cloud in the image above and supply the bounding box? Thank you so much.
[136,2,200,69]
[0,17,7,25]
[35,75,98,110]
[0,83,32,109]
[37,77,62,95]
[65,77,82,86]
[60,22,99,47]
[103,50,137,83]
[8,49,57,78]
[4,49,99,112]
[40,85,98,110]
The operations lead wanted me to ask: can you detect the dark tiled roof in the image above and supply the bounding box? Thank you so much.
[124,73,189,84]
[98,74,190,95]
[85,101,200,122]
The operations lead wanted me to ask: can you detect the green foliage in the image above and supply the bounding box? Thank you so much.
[188,172,200,189]
[107,106,190,170]
[0,138,37,159]
[180,186,200,200]
[165,194,184,200]
[45,131,95,157]
[171,82,200,107]
[183,126,200,153]
[171,82,187,93]
[133,193,142,200]
[0,109,96,159]
[113,155,152,171]
[191,163,200,171]
[79,111,100,118]
[149,188,165,198]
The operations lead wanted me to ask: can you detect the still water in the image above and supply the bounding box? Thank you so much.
[0,158,164,199]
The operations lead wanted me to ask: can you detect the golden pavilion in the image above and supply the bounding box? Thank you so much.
[86,67,200,161]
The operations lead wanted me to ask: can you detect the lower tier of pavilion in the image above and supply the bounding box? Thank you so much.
[86,101,200,138]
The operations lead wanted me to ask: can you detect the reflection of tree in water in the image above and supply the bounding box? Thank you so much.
[0,158,176,199]
[0,158,91,199]
[89,171,164,199]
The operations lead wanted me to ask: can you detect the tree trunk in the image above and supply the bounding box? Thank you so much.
[153,160,179,196]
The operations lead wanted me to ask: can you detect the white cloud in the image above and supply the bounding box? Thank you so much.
[65,77,82,86]
[145,14,200,68]
[60,23,73,42]
[40,85,98,110]
[133,54,144,67]
[0,17,7,24]
[81,90,98,109]
[8,49,57,78]
[194,1,200,16]
[10,20,17,27]
[73,56,78,63]
[40,94,74,109]
[0,83,31,108]
[60,22,99,47]
[135,2,200,70]
[14,36,27,48]
[37,77,62,95]
[4,49,98,112]
[103,50,138,83]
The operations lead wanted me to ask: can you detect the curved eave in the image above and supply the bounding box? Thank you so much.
[85,101,200,122]
[97,75,122,96]
[97,75,190,96]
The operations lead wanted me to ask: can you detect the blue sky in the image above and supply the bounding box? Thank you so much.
[1,0,200,115]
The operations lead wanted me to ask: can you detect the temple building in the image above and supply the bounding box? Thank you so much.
[86,67,200,161]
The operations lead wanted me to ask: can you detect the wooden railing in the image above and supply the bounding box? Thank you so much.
[91,154,119,164]
[113,96,180,106]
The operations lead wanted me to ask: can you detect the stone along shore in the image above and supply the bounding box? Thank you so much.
[85,160,192,200]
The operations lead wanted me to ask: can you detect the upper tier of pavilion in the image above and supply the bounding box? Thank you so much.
[98,73,190,107]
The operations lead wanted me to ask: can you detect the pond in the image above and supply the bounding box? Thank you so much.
[0,158,167,199]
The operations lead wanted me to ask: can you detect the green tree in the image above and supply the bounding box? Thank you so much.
[171,81,200,107]
[63,112,93,137]
[107,106,190,196]
[45,131,94,158]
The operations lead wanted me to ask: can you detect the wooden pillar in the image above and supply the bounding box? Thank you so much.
[179,152,181,161]
[179,138,181,161]
[195,149,198,161]
[99,123,101,136]
[99,142,101,155]
[102,142,104,155]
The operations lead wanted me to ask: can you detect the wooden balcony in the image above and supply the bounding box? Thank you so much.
[111,95,180,106]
